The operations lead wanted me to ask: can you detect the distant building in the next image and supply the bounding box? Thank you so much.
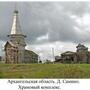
[0,56,5,63]
[4,10,38,64]
[0,56,2,62]
[55,44,90,63]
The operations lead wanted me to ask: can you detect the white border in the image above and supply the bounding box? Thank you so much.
[0,79,90,90]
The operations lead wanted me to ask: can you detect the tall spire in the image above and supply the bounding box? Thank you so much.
[11,10,22,35]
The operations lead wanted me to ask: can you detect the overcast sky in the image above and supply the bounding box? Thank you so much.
[0,2,90,61]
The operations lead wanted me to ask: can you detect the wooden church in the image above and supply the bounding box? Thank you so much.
[4,10,38,64]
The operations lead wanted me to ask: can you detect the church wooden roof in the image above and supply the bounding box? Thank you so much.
[11,10,22,35]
